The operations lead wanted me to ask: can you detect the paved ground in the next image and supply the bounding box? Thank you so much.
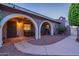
[0,45,34,56]
[28,34,68,45]
[3,34,67,46]
[0,27,79,56]
[15,28,79,56]
[0,34,67,56]
[3,36,34,46]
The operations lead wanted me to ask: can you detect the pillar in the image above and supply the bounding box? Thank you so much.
[50,23,54,36]
[38,27,41,39]
[35,26,39,40]
[0,29,3,47]
[17,22,24,37]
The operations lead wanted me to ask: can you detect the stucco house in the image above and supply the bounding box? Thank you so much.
[0,3,67,47]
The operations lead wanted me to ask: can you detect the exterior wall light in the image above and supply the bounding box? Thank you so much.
[17,21,23,29]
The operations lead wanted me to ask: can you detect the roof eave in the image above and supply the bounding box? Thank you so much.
[0,3,61,24]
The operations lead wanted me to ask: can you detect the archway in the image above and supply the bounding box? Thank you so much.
[41,22,51,35]
[0,14,39,45]
[39,20,54,39]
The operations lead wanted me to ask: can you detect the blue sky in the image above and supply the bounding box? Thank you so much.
[14,3,70,20]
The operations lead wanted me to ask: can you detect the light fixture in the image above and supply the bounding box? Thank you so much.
[17,21,23,29]
[46,24,50,29]
[24,24,31,31]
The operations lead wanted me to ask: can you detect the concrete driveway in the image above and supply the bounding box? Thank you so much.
[14,27,79,55]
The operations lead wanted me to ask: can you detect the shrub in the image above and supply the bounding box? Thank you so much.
[57,25,66,34]
[68,3,79,26]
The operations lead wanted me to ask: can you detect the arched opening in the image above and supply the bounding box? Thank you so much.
[41,22,51,35]
[2,16,35,38]
[1,14,38,45]
[38,21,54,39]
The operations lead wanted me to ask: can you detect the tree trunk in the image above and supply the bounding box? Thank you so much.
[76,26,79,42]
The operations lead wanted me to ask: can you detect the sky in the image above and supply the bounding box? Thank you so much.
[14,3,70,21]
[15,3,71,25]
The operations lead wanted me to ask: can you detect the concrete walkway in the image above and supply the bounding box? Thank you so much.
[14,28,79,55]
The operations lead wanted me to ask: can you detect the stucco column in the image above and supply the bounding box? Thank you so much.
[17,28,24,37]
[35,26,39,40]
[17,22,24,37]
[3,24,7,39]
[0,29,3,47]
[50,23,54,36]
[38,27,41,39]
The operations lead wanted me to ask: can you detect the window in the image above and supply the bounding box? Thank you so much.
[24,24,31,31]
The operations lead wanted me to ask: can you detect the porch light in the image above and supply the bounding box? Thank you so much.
[24,24,31,31]
[46,25,50,29]
[17,21,23,28]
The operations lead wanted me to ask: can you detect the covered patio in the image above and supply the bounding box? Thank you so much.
[3,34,68,46]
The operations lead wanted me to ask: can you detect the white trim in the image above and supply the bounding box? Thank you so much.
[0,13,39,46]
[39,20,54,39]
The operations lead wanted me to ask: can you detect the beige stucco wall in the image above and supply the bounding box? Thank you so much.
[0,8,58,47]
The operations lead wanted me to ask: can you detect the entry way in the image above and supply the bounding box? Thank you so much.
[2,16,36,45]
[7,21,17,38]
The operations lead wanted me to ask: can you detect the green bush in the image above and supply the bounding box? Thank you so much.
[68,3,79,26]
[0,16,2,22]
[57,26,66,34]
